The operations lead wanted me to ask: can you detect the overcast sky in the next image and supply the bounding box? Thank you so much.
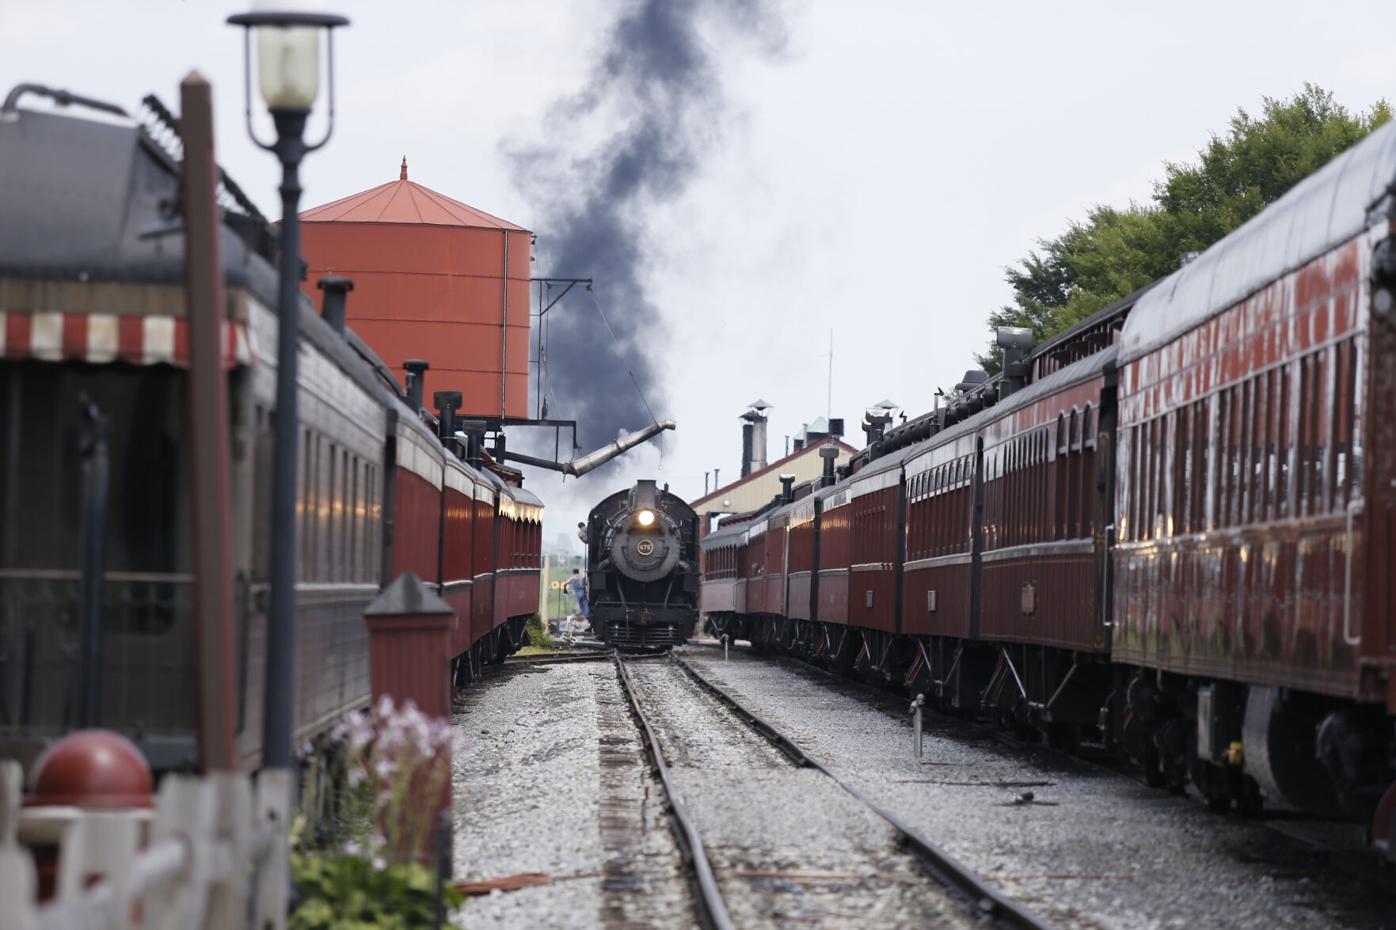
[6,1,1396,551]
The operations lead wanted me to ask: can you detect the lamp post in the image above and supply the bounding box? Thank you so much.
[228,8,348,772]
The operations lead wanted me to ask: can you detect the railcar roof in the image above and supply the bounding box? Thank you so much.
[701,519,751,547]
[1121,119,1396,363]
[0,107,278,298]
[510,484,544,508]
[902,345,1117,466]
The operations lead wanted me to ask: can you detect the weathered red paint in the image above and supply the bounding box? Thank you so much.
[1113,226,1391,699]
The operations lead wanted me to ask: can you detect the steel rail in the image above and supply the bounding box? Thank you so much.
[613,655,737,930]
[670,653,1061,930]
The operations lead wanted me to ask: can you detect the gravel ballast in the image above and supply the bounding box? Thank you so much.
[451,661,693,929]
[625,657,979,930]
[678,645,1396,930]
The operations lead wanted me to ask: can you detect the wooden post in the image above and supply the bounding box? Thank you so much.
[181,71,237,772]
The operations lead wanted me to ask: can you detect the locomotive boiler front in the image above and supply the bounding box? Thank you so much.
[586,478,700,650]
[605,481,682,583]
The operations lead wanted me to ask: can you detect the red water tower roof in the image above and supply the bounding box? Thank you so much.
[300,157,529,231]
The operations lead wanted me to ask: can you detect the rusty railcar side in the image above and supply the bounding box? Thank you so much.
[1114,232,1379,699]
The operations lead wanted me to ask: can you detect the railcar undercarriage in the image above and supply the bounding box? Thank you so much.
[706,612,1396,840]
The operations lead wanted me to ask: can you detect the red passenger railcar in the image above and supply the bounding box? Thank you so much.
[814,484,852,625]
[786,496,818,621]
[847,450,909,647]
[762,510,790,616]
[902,429,977,641]
[1111,126,1396,815]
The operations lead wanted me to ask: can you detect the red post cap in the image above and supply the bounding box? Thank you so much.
[26,730,154,809]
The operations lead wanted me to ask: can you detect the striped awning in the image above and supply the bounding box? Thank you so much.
[0,309,252,368]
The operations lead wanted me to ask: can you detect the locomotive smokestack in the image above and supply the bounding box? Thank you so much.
[404,359,429,412]
[630,478,659,513]
[317,275,353,334]
[779,473,795,503]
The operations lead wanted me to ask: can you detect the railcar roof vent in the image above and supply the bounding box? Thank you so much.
[996,326,1033,401]
[317,275,353,335]
[404,359,429,412]
[954,369,988,393]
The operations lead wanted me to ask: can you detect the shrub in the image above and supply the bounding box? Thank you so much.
[525,612,552,648]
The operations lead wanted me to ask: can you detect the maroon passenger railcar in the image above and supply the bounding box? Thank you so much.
[1112,122,1396,817]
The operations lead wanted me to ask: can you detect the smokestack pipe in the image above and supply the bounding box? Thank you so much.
[750,416,768,473]
[741,422,753,478]
[404,359,429,412]
[317,276,353,334]
[500,419,677,477]
[996,326,1034,401]
[433,390,462,446]
[779,473,795,503]
[819,444,838,487]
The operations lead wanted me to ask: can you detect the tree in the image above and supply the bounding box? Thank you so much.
[978,84,1391,372]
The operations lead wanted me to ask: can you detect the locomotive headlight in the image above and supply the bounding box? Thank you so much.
[636,509,656,527]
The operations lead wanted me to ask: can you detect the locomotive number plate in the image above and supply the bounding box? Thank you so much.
[636,539,655,557]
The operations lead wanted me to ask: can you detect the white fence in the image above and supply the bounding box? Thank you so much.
[0,761,290,930]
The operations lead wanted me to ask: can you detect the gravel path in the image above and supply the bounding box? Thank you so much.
[451,661,693,929]
[624,657,978,930]
[678,645,1396,930]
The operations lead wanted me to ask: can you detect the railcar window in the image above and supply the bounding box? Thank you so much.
[0,363,191,575]
[1174,406,1190,535]
[0,363,197,735]
[349,458,360,582]
[1141,418,1153,540]
[1066,419,1078,539]
[327,442,339,582]
[1239,378,1253,526]
[1335,338,1359,507]
[1214,389,1228,529]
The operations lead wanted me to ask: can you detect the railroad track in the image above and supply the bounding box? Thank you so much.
[614,651,1059,930]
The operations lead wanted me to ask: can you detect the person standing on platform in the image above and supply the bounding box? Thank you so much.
[564,568,588,643]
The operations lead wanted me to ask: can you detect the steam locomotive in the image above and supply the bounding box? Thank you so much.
[585,479,699,650]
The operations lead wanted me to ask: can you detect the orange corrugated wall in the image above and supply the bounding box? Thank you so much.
[300,222,532,419]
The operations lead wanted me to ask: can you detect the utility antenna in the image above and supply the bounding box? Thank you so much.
[826,329,834,423]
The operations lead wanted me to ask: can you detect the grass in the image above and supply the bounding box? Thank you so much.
[516,644,568,656]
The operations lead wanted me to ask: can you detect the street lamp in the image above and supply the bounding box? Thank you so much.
[228,7,348,772]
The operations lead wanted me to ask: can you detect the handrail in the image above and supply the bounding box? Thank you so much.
[1343,498,1364,646]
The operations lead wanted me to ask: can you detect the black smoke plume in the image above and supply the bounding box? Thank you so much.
[509,0,787,452]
